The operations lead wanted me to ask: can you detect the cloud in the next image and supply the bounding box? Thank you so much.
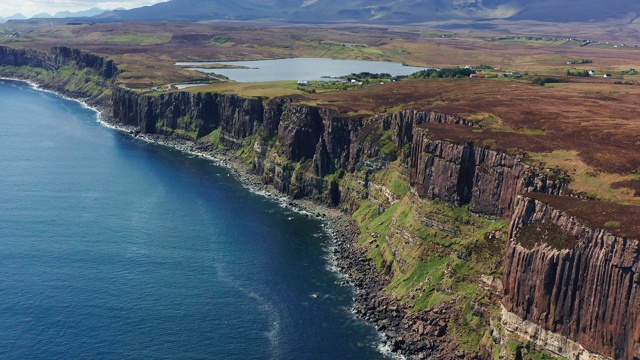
[0,0,168,18]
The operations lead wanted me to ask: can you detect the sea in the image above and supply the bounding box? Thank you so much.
[0,79,387,359]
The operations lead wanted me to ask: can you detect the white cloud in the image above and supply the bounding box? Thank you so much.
[0,0,169,18]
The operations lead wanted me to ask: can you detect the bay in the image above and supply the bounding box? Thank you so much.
[0,79,385,359]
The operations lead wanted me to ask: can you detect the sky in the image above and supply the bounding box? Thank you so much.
[0,0,169,18]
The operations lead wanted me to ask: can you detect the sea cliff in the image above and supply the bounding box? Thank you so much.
[1,45,637,359]
[503,195,639,359]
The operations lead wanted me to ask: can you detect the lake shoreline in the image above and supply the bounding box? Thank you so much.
[175,57,428,82]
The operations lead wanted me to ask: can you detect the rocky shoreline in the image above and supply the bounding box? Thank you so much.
[102,128,463,359]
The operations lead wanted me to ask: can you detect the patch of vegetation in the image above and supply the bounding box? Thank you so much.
[569,58,592,64]
[353,179,507,356]
[604,221,621,229]
[509,341,568,360]
[389,179,410,197]
[325,168,346,183]
[410,67,475,79]
[353,158,508,347]
[532,77,567,86]
[341,72,406,83]
[200,127,222,148]
[566,69,591,77]
[346,72,392,80]
[516,222,578,250]
[236,138,256,164]
[209,35,230,44]
[530,150,640,205]
[0,64,111,103]
[379,131,399,159]
[108,33,171,45]
[298,86,316,94]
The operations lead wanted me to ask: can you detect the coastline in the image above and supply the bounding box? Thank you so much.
[97,118,454,360]
[3,76,448,359]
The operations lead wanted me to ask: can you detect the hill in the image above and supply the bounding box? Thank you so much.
[98,0,640,24]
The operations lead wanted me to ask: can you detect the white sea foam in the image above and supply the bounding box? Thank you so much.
[378,341,407,360]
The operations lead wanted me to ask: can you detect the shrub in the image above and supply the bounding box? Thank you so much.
[604,221,621,229]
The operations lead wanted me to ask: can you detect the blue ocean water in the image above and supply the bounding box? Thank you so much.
[0,80,385,359]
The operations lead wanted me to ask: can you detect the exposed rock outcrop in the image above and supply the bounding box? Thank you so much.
[111,88,262,142]
[410,128,565,216]
[112,90,559,217]
[500,305,611,360]
[0,45,119,80]
[503,196,640,359]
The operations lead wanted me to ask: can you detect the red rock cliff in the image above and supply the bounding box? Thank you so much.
[503,195,640,359]
[409,127,564,216]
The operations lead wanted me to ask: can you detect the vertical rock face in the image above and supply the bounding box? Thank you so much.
[0,46,48,68]
[111,88,263,142]
[378,109,470,150]
[0,46,119,80]
[409,128,565,216]
[111,88,640,359]
[503,196,640,359]
[276,104,324,162]
[50,47,119,79]
[110,90,567,216]
[217,94,264,146]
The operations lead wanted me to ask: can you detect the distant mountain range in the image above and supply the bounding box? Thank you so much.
[0,8,107,24]
[96,0,640,24]
[0,13,26,24]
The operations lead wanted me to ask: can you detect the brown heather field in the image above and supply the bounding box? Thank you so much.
[307,78,640,173]
[527,193,640,239]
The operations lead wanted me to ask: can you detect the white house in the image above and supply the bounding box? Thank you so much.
[297,80,309,86]
[603,74,613,78]
[588,70,597,76]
